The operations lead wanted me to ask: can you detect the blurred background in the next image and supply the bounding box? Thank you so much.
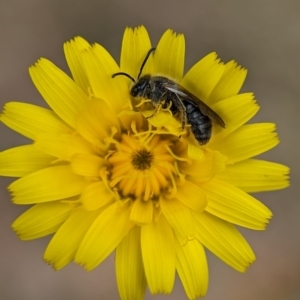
[0,0,299,299]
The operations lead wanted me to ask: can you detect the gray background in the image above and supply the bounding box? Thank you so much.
[0,0,299,299]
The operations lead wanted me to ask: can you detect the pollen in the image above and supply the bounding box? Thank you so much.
[131,149,154,170]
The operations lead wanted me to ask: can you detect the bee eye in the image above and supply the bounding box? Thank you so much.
[131,80,148,97]
[131,85,140,97]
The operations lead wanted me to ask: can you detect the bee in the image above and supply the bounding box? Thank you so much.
[112,48,225,145]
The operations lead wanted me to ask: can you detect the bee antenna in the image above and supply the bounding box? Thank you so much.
[112,72,136,83]
[137,47,156,79]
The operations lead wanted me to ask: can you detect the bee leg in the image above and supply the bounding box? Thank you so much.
[177,108,187,139]
[181,110,187,131]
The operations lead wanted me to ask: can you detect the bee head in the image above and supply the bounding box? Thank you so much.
[130,75,151,98]
[112,48,156,98]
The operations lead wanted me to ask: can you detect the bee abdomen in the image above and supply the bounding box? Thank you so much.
[184,102,212,145]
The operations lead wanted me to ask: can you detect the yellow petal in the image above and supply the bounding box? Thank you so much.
[80,181,115,211]
[180,52,225,104]
[181,149,227,182]
[75,201,132,270]
[215,159,290,192]
[130,198,153,225]
[210,123,279,164]
[12,202,73,240]
[117,109,145,132]
[35,134,95,161]
[176,238,208,299]
[44,207,100,270]
[202,179,273,230]
[81,44,128,112]
[116,226,147,300]
[176,180,207,212]
[186,142,204,161]
[76,99,120,147]
[194,211,255,272]
[0,102,71,140]
[29,59,89,128]
[208,60,247,104]
[160,197,194,243]
[141,214,175,294]
[0,145,54,177]
[64,36,91,93]
[9,165,86,204]
[210,93,259,142]
[153,29,185,81]
[70,153,105,177]
[120,26,152,80]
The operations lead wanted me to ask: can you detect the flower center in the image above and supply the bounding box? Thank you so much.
[131,149,154,170]
[107,132,183,201]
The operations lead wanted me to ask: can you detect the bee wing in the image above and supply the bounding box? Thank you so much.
[164,84,225,128]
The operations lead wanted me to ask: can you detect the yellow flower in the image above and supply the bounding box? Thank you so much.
[0,26,289,300]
